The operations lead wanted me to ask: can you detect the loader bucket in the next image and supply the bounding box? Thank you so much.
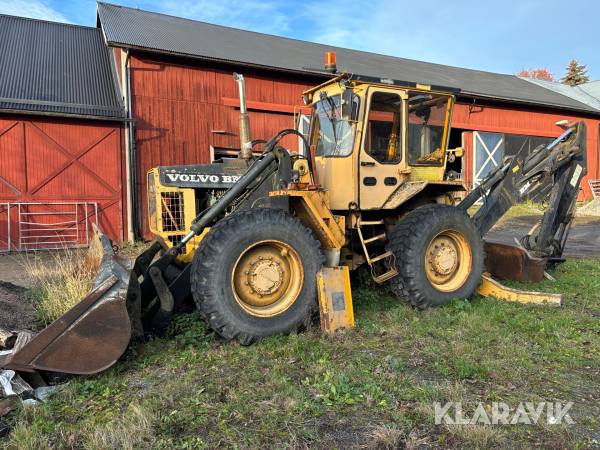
[484,241,546,282]
[0,226,134,375]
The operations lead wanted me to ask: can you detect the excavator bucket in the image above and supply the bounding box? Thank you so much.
[484,241,546,282]
[0,226,139,375]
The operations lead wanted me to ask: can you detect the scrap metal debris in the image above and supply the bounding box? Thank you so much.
[0,366,64,439]
[0,370,33,398]
[0,332,64,439]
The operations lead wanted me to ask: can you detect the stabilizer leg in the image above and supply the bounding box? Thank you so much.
[478,273,562,306]
[317,266,355,334]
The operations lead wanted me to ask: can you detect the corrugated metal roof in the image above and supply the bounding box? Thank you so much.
[579,81,600,101]
[97,2,600,115]
[0,14,125,119]
[521,78,600,111]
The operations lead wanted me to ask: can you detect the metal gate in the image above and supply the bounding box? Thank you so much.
[590,179,600,199]
[0,202,98,252]
[473,131,504,187]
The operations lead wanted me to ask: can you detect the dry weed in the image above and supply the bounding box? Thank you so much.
[83,403,156,450]
[23,245,101,325]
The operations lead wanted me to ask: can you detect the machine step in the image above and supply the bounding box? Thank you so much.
[369,250,393,264]
[363,233,386,244]
[373,267,399,284]
[356,218,398,284]
[358,219,385,226]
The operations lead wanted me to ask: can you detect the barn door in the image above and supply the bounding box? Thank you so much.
[473,131,504,187]
[0,117,123,249]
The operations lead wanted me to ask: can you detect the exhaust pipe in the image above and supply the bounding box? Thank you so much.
[234,73,253,160]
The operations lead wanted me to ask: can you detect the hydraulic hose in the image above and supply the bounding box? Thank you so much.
[173,151,277,252]
[171,129,311,254]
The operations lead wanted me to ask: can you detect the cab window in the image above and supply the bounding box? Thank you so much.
[364,91,403,164]
[407,92,450,166]
[311,90,360,157]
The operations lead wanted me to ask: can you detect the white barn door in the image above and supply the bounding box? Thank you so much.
[473,131,504,187]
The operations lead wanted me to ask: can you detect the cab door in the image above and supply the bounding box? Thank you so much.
[359,88,408,209]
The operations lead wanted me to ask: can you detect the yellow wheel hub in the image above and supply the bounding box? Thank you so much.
[231,240,303,317]
[425,230,472,292]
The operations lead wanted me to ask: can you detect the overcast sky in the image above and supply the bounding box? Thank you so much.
[0,0,598,80]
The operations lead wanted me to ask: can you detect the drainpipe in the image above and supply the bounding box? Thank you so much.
[233,73,253,160]
[124,49,140,241]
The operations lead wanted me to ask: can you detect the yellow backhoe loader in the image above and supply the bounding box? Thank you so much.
[0,62,587,380]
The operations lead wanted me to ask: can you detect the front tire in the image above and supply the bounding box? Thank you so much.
[190,208,323,344]
[387,204,484,308]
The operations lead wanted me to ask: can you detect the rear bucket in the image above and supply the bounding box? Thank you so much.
[484,241,546,282]
[0,226,134,375]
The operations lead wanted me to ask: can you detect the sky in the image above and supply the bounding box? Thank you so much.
[0,0,598,80]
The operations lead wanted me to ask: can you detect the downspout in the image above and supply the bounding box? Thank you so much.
[124,49,141,241]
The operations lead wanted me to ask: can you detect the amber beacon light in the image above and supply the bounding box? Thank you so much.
[324,51,337,73]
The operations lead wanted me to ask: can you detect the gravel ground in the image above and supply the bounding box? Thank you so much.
[487,215,600,258]
[577,198,600,217]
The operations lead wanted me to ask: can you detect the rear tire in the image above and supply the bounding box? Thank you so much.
[387,204,484,308]
[190,208,323,345]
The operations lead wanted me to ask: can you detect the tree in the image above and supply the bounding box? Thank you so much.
[517,68,554,81]
[561,60,589,86]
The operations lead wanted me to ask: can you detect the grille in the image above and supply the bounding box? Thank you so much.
[160,191,185,231]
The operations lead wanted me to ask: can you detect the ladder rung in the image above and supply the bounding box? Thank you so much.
[373,268,398,284]
[359,220,385,226]
[363,233,386,244]
[369,251,393,264]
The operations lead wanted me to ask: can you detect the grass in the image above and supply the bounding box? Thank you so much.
[21,240,102,326]
[467,201,545,220]
[3,258,600,449]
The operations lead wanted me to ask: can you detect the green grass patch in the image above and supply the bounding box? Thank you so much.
[4,259,600,449]
[468,201,545,220]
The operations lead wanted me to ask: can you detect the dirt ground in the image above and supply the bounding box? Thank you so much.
[487,215,600,258]
[0,252,57,288]
[0,253,55,332]
[0,281,36,332]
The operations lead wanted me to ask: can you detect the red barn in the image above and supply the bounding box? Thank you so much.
[0,15,126,250]
[96,3,600,240]
[4,5,598,247]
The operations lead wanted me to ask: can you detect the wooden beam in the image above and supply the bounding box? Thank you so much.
[222,97,311,115]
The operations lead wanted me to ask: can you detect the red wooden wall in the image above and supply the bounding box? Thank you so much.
[0,116,124,247]
[130,53,318,237]
[128,52,599,238]
[453,101,600,199]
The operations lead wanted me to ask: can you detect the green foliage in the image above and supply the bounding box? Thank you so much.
[561,59,590,86]
[166,310,211,348]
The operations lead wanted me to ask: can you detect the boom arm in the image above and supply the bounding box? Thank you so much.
[459,122,587,259]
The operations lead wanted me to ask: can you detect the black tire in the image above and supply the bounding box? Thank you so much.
[190,208,323,345]
[387,204,484,308]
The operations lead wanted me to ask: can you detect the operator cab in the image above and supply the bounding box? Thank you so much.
[305,73,460,210]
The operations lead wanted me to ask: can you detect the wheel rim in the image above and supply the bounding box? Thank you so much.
[231,240,303,317]
[424,229,472,292]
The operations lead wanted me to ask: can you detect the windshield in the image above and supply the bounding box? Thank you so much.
[310,91,360,157]
[407,92,450,166]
